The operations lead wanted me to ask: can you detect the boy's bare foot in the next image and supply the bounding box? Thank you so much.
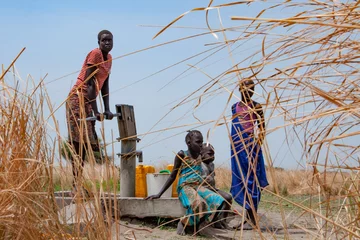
[177,221,186,235]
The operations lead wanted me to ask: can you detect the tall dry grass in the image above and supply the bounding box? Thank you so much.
[148,0,360,238]
[1,0,360,238]
[0,63,64,238]
[53,164,119,190]
[0,57,120,239]
[215,167,351,196]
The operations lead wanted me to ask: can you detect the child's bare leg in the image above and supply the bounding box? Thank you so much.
[220,201,231,229]
[213,202,226,229]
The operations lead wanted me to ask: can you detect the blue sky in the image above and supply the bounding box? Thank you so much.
[1,0,308,169]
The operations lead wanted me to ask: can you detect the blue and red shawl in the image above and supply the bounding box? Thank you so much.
[230,102,269,211]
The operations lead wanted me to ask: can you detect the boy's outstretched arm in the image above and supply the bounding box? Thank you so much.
[145,151,184,200]
[101,77,113,119]
[256,103,265,145]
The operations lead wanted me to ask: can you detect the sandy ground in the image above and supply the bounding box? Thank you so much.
[109,208,319,240]
[60,201,329,239]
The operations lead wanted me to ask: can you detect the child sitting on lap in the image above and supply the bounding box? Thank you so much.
[146,130,228,235]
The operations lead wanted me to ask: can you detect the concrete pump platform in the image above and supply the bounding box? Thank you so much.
[54,191,185,219]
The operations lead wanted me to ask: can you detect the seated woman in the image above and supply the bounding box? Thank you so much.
[146,130,227,235]
[201,143,232,229]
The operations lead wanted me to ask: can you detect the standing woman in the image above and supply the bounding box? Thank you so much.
[66,30,114,196]
[230,80,269,229]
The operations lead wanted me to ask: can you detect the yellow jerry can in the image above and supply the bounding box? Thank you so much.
[135,165,147,197]
[166,164,179,197]
[145,165,155,174]
[135,165,156,197]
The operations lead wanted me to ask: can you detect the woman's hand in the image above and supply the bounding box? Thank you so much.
[94,112,104,121]
[145,194,161,200]
[103,110,114,120]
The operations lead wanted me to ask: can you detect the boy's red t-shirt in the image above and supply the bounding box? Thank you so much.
[71,48,112,97]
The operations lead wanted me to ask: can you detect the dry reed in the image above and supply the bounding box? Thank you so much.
[0,65,65,239]
[0,60,119,239]
[1,0,360,238]
[215,167,350,196]
[149,0,360,238]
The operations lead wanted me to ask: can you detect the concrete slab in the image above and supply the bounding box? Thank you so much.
[103,196,186,219]
[54,191,185,219]
[54,191,73,209]
[58,201,96,225]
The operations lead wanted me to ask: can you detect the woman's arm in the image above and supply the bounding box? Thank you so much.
[86,65,102,121]
[100,77,113,119]
[145,151,184,200]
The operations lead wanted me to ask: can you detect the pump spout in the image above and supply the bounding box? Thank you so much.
[135,150,143,163]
